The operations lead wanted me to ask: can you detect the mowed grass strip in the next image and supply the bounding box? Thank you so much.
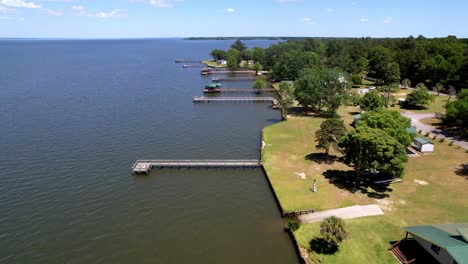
[263,109,468,263]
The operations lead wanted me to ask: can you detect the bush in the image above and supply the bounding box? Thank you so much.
[287,220,300,232]
[425,132,430,137]
[439,138,445,143]
[449,141,454,146]
[432,135,437,140]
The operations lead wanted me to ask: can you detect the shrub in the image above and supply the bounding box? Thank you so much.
[449,141,454,146]
[439,138,445,143]
[287,220,300,232]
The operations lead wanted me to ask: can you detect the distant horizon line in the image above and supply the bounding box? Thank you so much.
[1,35,466,40]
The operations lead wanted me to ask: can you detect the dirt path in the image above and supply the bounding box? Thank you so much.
[402,111,468,150]
[297,205,384,224]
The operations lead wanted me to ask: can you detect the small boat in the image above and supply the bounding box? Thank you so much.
[203,83,221,93]
[212,77,223,82]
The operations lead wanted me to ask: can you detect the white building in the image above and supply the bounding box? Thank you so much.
[414,137,435,153]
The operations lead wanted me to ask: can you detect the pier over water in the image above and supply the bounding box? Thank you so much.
[133,159,262,174]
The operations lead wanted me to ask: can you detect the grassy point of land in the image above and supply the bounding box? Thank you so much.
[263,106,468,263]
[201,60,226,68]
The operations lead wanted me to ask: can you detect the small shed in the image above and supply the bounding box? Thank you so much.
[217,59,227,65]
[414,137,434,153]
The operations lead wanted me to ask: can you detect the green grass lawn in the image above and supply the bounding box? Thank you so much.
[263,107,468,263]
[295,216,401,264]
[201,60,226,68]
[262,107,374,212]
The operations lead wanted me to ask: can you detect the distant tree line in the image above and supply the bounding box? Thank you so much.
[211,36,468,91]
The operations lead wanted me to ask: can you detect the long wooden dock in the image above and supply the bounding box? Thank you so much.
[205,88,276,93]
[212,77,257,82]
[201,68,256,75]
[133,159,262,174]
[175,59,202,63]
[193,96,275,102]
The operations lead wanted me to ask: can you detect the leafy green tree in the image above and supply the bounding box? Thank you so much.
[228,48,241,65]
[252,47,266,65]
[210,49,227,60]
[351,74,362,85]
[271,51,321,81]
[359,91,383,111]
[241,49,253,61]
[339,126,408,188]
[231,39,247,51]
[276,82,295,120]
[294,67,348,116]
[226,54,238,71]
[356,109,413,147]
[445,89,468,127]
[368,46,401,84]
[316,118,347,157]
[401,79,411,88]
[252,78,265,90]
[253,62,263,75]
[434,83,443,96]
[406,83,435,108]
[447,86,457,101]
[320,216,350,246]
[381,83,400,108]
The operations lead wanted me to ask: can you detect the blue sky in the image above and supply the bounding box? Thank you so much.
[0,0,467,38]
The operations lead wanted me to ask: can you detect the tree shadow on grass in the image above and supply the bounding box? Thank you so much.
[309,237,339,255]
[455,163,468,179]
[348,111,361,116]
[305,153,338,164]
[323,170,393,199]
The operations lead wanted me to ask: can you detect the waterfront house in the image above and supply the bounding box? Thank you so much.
[414,137,434,153]
[391,223,468,264]
[217,59,227,65]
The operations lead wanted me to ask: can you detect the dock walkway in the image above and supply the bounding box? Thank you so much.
[193,96,275,102]
[133,159,262,174]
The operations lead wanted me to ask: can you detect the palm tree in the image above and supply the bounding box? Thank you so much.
[320,216,350,246]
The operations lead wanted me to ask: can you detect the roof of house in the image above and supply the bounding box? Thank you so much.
[414,137,433,145]
[405,223,468,264]
[406,127,417,134]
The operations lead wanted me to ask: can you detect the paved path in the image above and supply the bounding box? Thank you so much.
[402,111,468,150]
[297,205,384,224]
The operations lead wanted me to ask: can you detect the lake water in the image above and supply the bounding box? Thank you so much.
[0,39,298,263]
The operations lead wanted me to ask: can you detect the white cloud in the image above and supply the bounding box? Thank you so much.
[359,17,368,22]
[326,7,334,12]
[383,17,393,23]
[92,9,121,18]
[225,7,235,13]
[1,0,41,8]
[71,5,122,18]
[71,5,83,11]
[130,0,173,8]
[351,1,358,5]
[302,17,316,24]
[45,8,62,16]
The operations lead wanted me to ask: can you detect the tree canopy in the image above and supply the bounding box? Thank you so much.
[276,82,295,119]
[320,216,350,246]
[339,126,408,185]
[209,36,468,91]
[356,109,413,147]
[231,39,247,51]
[444,89,468,127]
[405,83,435,108]
[316,118,347,156]
[359,91,384,111]
[252,78,265,89]
[294,67,348,116]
